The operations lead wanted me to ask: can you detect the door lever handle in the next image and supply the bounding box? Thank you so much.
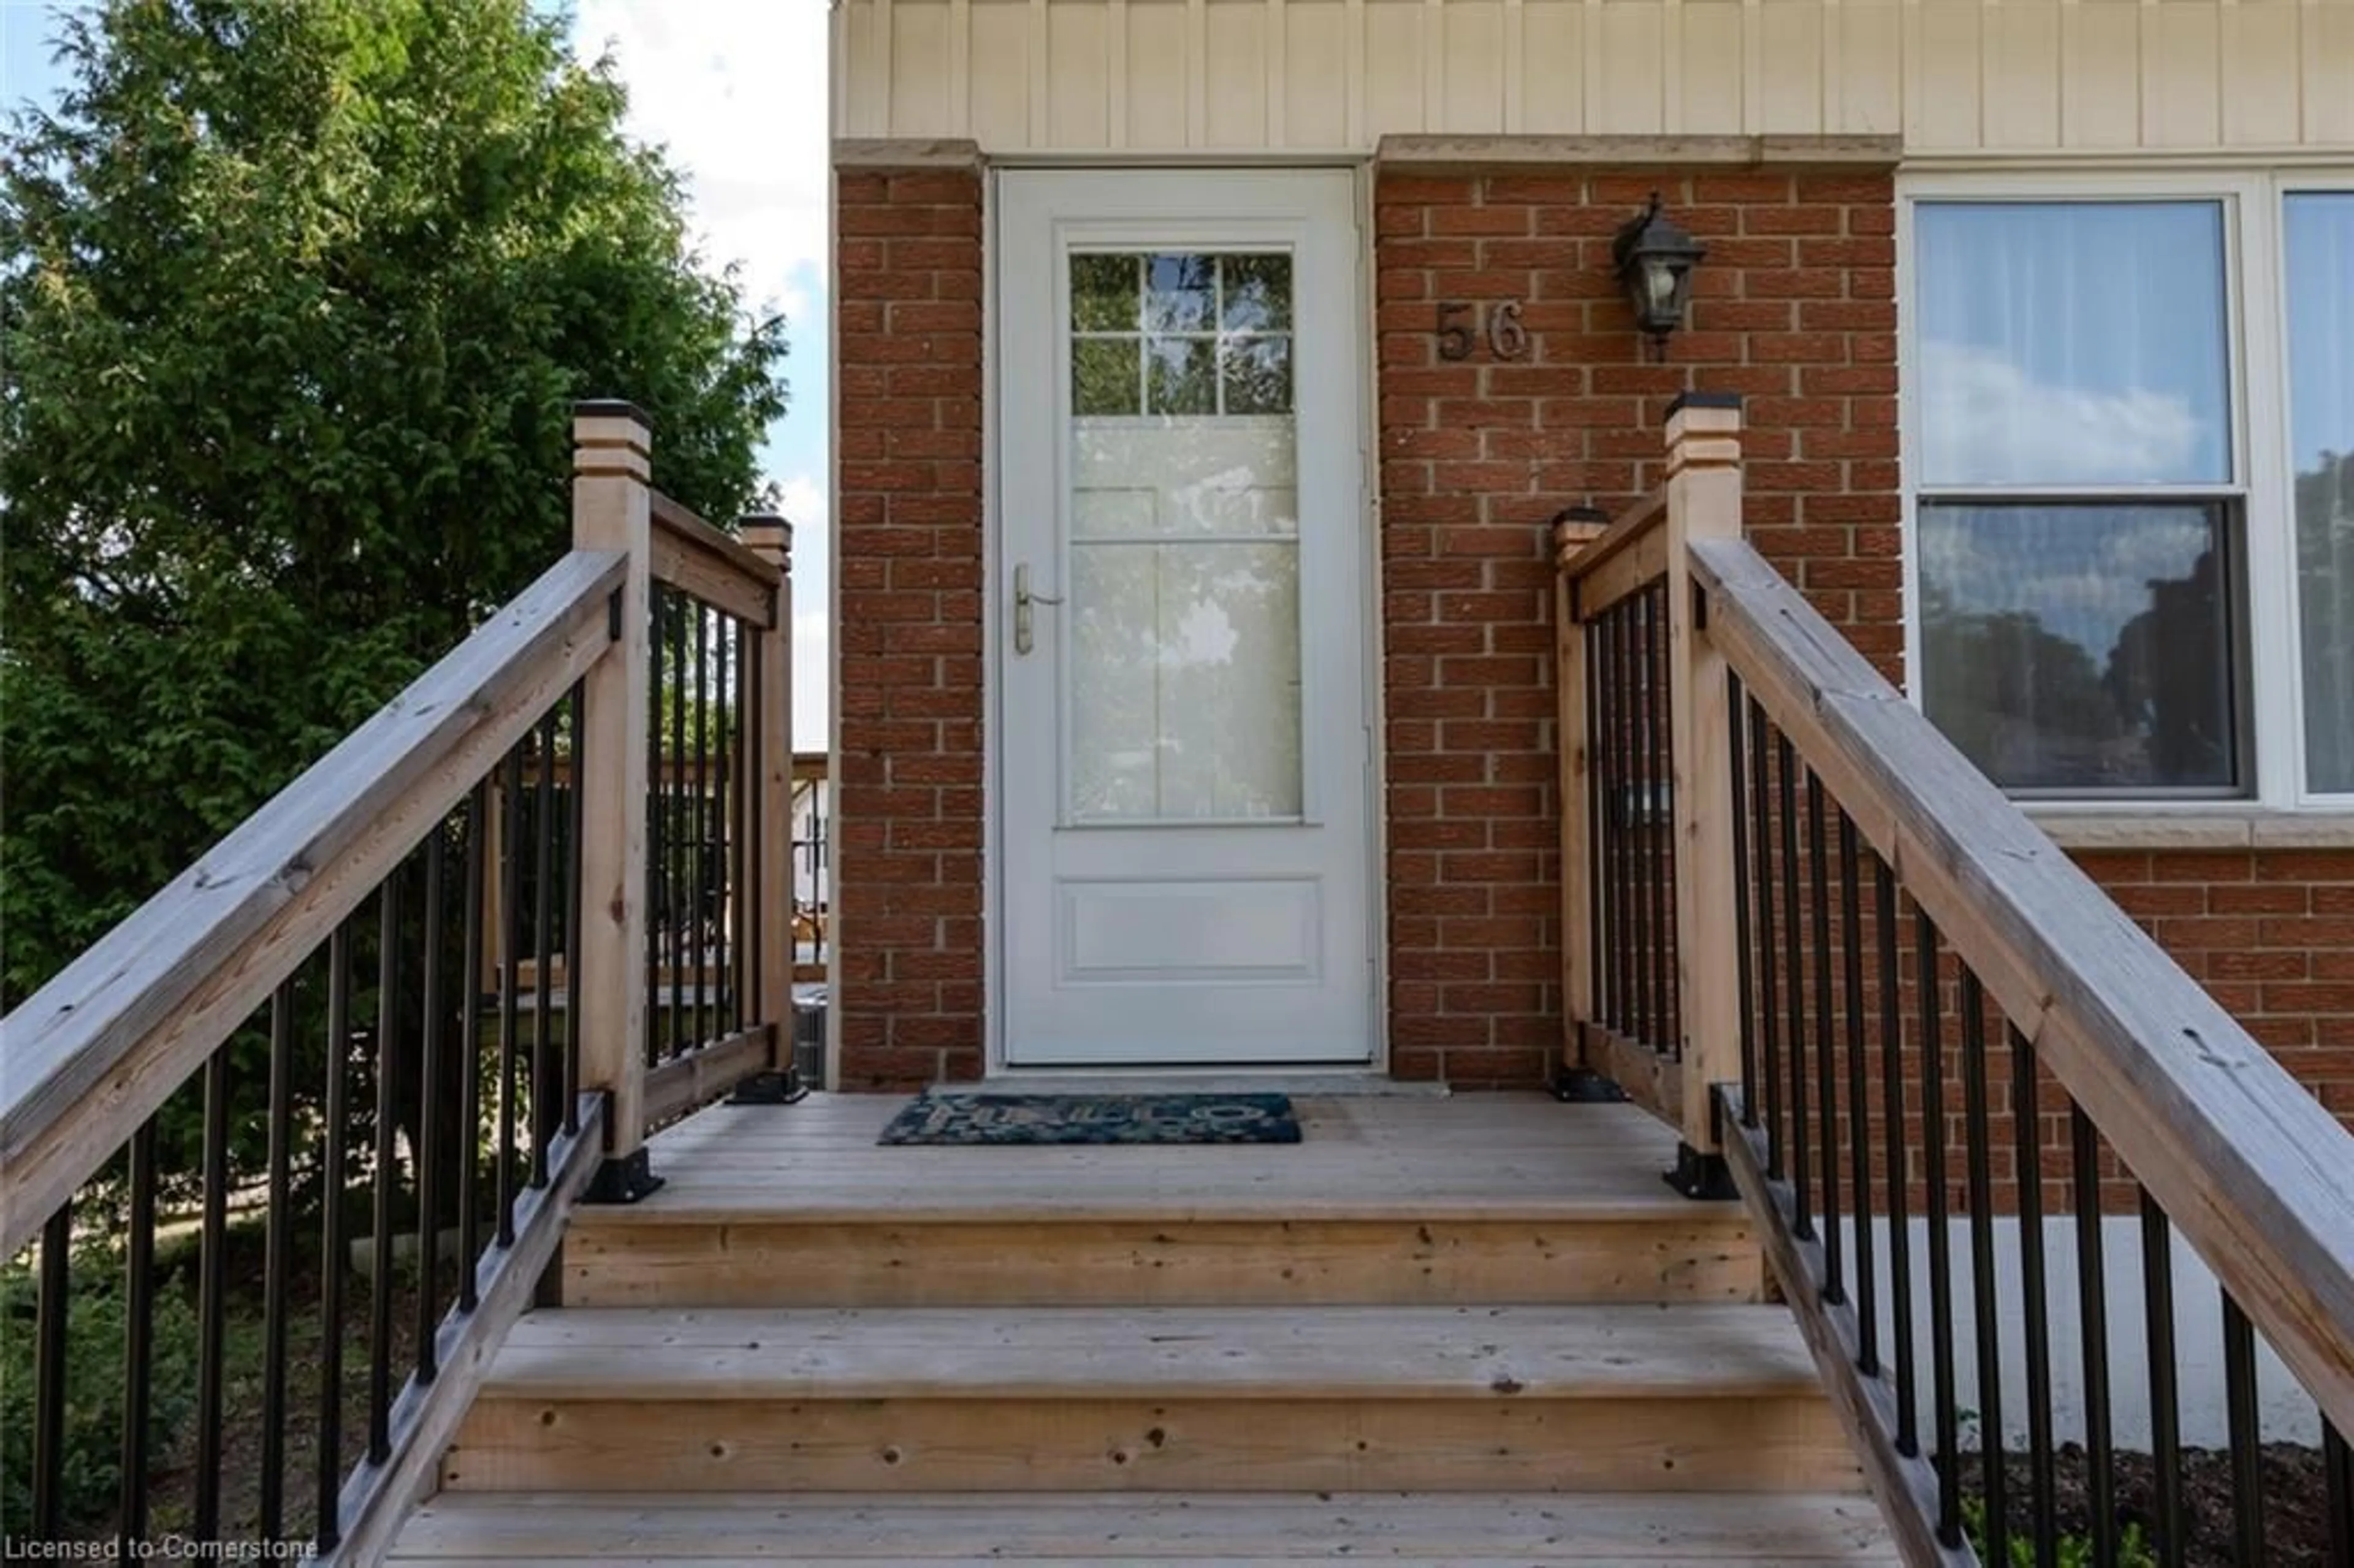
[1014,562,1063,656]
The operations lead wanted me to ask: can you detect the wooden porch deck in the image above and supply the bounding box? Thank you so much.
[613,1090,1726,1221]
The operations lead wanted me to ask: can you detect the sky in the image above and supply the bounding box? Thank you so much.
[0,0,834,746]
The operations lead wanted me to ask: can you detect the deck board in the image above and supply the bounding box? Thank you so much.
[389,1491,1899,1562]
[482,1303,1823,1400]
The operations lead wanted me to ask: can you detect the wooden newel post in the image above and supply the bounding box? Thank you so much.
[738,516,795,1077]
[1662,392,1745,1187]
[571,402,660,1198]
[1552,506,1611,1080]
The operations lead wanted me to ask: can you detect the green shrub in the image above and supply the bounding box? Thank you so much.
[0,1253,202,1537]
[1964,1494,2158,1568]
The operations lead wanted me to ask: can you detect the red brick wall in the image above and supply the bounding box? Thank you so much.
[828,156,2351,1105]
[1373,166,1902,1087]
[2071,846,2354,1119]
[834,164,988,1089]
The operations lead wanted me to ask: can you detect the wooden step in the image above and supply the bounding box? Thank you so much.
[563,1097,1762,1309]
[389,1490,1902,1563]
[441,1305,1862,1495]
[561,1212,1762,1308]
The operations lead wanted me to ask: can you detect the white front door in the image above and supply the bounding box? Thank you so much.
[996,169,1376,1068]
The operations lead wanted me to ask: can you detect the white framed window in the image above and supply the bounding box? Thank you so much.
[1899,171,2354,809]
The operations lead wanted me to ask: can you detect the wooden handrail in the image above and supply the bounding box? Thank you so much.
[0,549,626,1257]
[1560,484,1668,622]
[1691,531,2354,1440]
[650,487,780,628]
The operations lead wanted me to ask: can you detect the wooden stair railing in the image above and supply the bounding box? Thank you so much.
[1560,395,2354,1564]
[0,402,797,1562]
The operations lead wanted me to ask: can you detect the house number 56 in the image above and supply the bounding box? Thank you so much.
[1436,300,1529,362]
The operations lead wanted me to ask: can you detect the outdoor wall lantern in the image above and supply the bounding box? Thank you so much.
[1612,193,1707,355]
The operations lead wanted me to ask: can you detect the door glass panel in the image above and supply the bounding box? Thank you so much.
[1067,250,1303,821]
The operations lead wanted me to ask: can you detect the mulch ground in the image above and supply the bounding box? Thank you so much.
[88,1225,452,1547]
[1963,1442,2335,1567]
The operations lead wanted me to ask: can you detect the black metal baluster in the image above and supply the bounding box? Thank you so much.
[671,592,690,1059]
[1875,856,1916,1457]
[745,630,766,1029]
[1629,595,1648,1035]
[1958,969,2006,1564]
[34,1204,73,1537]
[1615,603,1639,1041]
[710,622,730,1035]
[1631,599,1649,1046]
[646,587,666,1065]
[417,829,448,1380]
[459,786,486,1303]
[2143,1193,2185,1568]
[1838,811,1875,1368]
[2070,1104,2115,1568]
[1584,603,1607,1039]
[2326,1420,2354,1568]
[1808,774,1842,1301]
[498,750,523,1244]
[739,620,755,1032]
[1601,603,1619,1031]
[1727,674,1756,1122]
[1613,602,1641,1045]
[2223,1292,2266,1566]
[1751,704,1783,1178]
[193,1047,231,1539]
[370,871,402,1465]
[695,598,712,1051]
[565,686,587,1133]
[2009,1028,2056,1568]
[259,980,297,1537]
[1645,585,1673,1054]
[725,620,743,1033]
[532,709,558,1182]
[119,1117,159,1545]
[1918,910,1963,1548]
[316,926,352,1551]
[1778,735,1810,1238]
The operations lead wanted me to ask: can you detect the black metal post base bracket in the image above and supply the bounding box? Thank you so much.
[1552,1066,1631,1103]
[585,1147,666,1205]
[727,1069,809,1106]
[1664,1141,1738,1201]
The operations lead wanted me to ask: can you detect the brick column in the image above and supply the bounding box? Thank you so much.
[834,154,988,1089]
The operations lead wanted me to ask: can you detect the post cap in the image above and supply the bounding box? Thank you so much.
[739,512,793,560]
[1665,390,1743,416]
[573,399,653,478]
[573,398,653,427]
[1550,503,1612,558]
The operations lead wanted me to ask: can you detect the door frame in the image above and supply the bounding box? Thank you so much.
[980,159,1388,1078]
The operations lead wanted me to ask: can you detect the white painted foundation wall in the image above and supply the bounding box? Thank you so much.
[1833,1216,2320,1451]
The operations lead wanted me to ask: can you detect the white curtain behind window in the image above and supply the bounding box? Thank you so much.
[2288,193,2354,796]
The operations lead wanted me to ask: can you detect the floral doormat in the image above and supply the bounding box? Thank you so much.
[876,1091,1303,1146]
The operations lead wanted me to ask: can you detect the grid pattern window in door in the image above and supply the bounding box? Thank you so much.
[1064,252,1305,823]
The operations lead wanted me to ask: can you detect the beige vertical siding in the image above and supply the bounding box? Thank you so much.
[832,0,2354,157]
